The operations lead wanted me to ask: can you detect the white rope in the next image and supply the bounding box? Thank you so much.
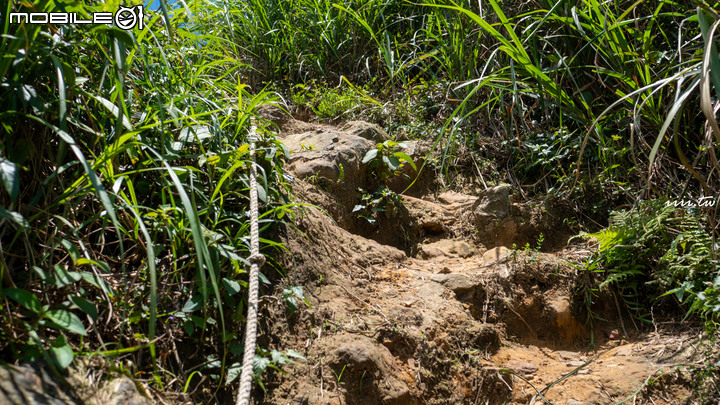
[236,121,265,405]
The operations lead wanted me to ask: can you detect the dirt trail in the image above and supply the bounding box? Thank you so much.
[256,109,705,405]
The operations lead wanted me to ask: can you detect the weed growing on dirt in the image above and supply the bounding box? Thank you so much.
[353,187,403,225]
[688,330,720,402]
[362,140,417,183]
[292,81,382,121]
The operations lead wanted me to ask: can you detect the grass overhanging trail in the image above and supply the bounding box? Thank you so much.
[1,0,298,400]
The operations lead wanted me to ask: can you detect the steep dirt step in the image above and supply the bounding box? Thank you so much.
[268,196,702,404]
[279,119,574,254]
[271,200,594,403]
[263,118,702,404]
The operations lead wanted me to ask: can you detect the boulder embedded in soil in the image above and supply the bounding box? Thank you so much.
[472,184,524,248]
[0,364,78,405]
[0,364,151,405]
[341,121,391,143]
[283,129,373,187]
[417,239,477,259]
[326,334,413,404]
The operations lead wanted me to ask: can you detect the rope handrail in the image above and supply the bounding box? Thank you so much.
[236,120,264,405]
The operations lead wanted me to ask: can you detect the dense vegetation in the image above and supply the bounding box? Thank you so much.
[1,0,719,401]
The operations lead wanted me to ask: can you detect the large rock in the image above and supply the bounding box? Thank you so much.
[471,184,575,250]
[283,129,373,186]
[326,334,413,404]
[282,129,374,216]
[87,377,151,405]
[473,184,516,227]
[0,364,79,405]
[472,184,530,248]
[0,364,151,405]
[418,239,476,259]
[282,126,433,198]
[341,121,391,143]
[403,194,476,241]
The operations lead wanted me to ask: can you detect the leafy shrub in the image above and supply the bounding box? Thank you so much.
[352,186,402,225]
[582,200,720,325]
[362,140,416,182]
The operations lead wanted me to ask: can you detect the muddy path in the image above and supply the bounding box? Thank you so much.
[252,109,709,405]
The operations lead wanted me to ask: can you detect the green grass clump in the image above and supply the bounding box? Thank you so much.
[1,0,296,398]
[231,0,720,209]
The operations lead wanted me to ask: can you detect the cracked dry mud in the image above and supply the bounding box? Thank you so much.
[256,110,708,405]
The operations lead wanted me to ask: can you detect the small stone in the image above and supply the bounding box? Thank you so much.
[482,246,510,263]
[89,377,152,405]
[615,346,632,356]
[556,350,579,361]
[506,360,538,376]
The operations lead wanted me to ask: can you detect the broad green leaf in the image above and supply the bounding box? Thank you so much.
[386,155,400,171]
[31,266,54,285]
[285,349,306,360]
[258,271,271,285]
[54,264,82,288]
[222,278,242,296]
[225,362,243,385]
[79,272,114,296]
[68,295,98,321]
[0,157,19,201]
[59,240,80,264]
[253,355,271,376]
[183,295,203,313]
[0,207,28,230]
[256,183,267,203]
[362,149,378,164]
[43,310,87,336]
[215,244,245,262]
[3,288,41,313]
[49,335,74,370]
[392,152,416,171]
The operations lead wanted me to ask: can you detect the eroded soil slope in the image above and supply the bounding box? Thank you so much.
[255,110,712,405]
